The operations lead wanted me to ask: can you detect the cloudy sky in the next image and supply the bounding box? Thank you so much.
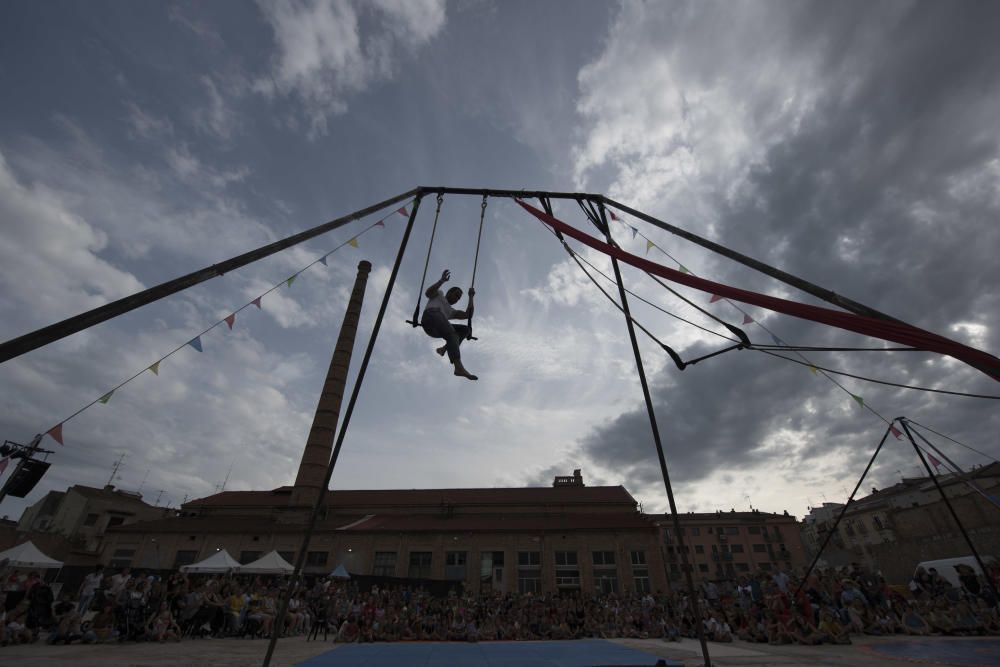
[2,0,998,522]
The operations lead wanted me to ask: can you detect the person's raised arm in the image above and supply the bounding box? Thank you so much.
[426,269,450,299]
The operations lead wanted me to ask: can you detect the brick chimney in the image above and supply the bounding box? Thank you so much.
[291,260,372,507]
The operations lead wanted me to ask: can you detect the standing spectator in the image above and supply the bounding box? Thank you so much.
[78,565,104,615]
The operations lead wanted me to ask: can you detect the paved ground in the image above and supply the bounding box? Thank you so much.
[0,635,997,666]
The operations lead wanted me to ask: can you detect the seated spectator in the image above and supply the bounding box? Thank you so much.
[5,599,34,644]
[900,604,932,636]
[83,603,118,643]
[47,592,84,644]
[817,611,851,644]
[146,601,181,642]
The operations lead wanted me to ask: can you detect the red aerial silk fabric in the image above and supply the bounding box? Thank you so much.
[516,200,1000,382]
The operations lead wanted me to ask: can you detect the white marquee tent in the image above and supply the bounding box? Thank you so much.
[179,549,241,573]
[238,550,294,575]
[0,541,63,569]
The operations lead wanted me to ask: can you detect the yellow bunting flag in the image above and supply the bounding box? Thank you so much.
[98,390,114,404]
[348,238,359,248]
[148,361,160,376]
[646,239,655,253]
[809,366,818,375]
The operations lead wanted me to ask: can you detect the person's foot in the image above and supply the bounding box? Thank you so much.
[453,362,478,381]
[436,345,447,357]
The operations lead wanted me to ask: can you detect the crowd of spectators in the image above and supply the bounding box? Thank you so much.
[1,560,998,648]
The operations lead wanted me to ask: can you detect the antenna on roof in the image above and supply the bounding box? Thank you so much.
[138,467,150,493]
[106,453,126,487]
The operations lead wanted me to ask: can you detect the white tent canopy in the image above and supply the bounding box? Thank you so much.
[239,550,294,575]
[0,541,63,569]
[180,549,241,573]
[330,564,351,580]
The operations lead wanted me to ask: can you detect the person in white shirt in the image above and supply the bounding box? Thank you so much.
[77,564,105,614]
[421,269,478,380]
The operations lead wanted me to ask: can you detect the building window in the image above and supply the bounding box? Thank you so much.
[666,546,675,555]
[690,527,700,536]
[278,551,295,565]
[240,551,261,565]
[748,526,761,535]
[107,516,125,528]
[698,564,709,573]
[555,551,578,566]
[630,551,649,592]
[408,551,432,579]
[759,562,772,571]
[445,551,467,581]
[306,551,328,567]
[109,548,135,569]
[518,551,540,567]
[173,550,198,568]
[373,551,396,577]
[726,526,739,536]
[480,551,504,590]
[592,551,615,566]
[707,527,713,534]
[517,551,540,593]
[752,544,766,553]
[731,544,744,554]
[695,545,705,554]
[83,513,99,527]
[873,515,884,530]
[711,544,718,553]
[736,562,750,572]
[554,551,579,588]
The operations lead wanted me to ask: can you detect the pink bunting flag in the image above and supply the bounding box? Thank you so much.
[890,426,902,440]
[928,454,942,469]
[251,296,262,309]
[0,456,8,474]
[397,207,408,218]
[709,294,722,303]
[375,220,385,228]
[47,423,64,446]
[742,314,754,324]
[224,314,236,330]
[609,211,620,222]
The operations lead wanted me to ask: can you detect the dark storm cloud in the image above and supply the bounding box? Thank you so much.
[575,1,1000,508]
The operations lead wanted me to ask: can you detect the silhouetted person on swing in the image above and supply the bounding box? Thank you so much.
[421,269,477,381]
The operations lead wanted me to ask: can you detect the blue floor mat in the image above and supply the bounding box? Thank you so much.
[862,638,1000,666]
[296,639,680,667]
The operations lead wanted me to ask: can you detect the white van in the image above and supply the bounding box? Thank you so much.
[914,556,996,589]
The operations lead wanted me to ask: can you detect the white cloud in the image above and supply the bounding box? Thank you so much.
[0,151,146,334]
[254,0,446,136]
[193,76,239,140]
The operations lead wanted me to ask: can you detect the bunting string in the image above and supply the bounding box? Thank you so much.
[35,201,413,447]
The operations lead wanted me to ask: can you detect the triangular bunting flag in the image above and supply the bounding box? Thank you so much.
[630,226,638,239]
[47,423,64,446]
[850,394,864,407]
[252,296,262,309]
[709,294,722,303]
[646,239,655,253]
[224,314,236,330]
[286,275,296,288]
[679,265,689,274]
[609,210,620,222]
[374,220,385,228]
[890,426,902,440]
[98,390,114,404]
[348,238,359,248]
[0,456,8,474]
[148,361,160,376]
[742,314,754,324]
[928,454,942,469]
[319,254,328,266]
[397,207,408,218]
[187,337,203,353]
[808,366,818,375]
